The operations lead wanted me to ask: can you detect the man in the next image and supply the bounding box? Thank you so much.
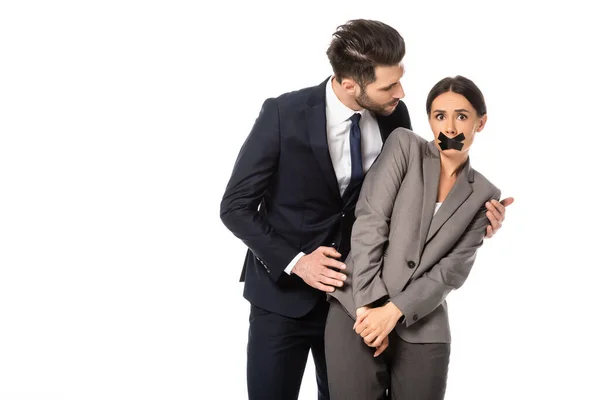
[220,19,513,400]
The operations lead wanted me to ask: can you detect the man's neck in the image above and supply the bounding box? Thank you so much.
[331,77,362,111]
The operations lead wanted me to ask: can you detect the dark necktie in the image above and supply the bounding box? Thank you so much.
[348,113,363,191]
[336,112,363,257]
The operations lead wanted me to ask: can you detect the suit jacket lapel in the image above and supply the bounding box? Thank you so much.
[306,79,341,202]
[418,143,440,251]
[425,143,474,243]
[376,117,391,144]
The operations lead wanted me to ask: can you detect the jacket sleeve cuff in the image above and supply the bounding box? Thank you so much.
[284,252,305,275]
[353,277,389,309]
[390,291,421,328]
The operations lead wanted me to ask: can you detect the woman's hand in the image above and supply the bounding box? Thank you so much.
[356,306,370,316]
[485,197,514,238]
[353,302,403,348]
[373,335,389,357]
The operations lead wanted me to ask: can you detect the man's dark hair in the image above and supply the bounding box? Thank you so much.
[326,19,405,87]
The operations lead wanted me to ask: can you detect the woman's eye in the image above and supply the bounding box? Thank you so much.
[435,114,444,120]
[457,114,467,120]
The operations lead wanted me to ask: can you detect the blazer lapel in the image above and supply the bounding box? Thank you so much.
[425,151,474,244]
[418,143,440,251]
[306,79,341,202]
[376,117,391,144]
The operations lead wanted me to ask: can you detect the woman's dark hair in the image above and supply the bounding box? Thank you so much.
[426,75,487,117]
[326,19,405,88]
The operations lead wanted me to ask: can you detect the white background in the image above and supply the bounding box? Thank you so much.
[1,1,599,399]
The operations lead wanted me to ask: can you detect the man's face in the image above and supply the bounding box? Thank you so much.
[356,63,405,116]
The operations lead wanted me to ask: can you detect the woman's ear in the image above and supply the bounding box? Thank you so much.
[476,114,488,132]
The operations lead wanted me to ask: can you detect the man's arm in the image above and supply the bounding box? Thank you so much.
[220,98,347,290]
[219,98,299,281]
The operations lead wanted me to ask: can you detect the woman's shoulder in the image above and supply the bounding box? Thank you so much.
[471,168,501,200]
[387,127,429,154]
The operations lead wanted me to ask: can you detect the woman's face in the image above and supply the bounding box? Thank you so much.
[429,91,487,155]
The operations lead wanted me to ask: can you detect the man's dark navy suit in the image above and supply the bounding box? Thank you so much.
[220,77,411,399]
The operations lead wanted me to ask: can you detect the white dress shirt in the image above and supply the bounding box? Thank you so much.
[284,77,384,274]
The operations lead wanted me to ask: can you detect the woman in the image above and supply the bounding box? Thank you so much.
[325,75,501,399]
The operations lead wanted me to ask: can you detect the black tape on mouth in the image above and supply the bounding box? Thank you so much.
[438,132,465,151]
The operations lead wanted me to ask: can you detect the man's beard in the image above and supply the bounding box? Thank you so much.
[356,89,399,116]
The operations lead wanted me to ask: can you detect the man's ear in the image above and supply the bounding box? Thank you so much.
[340,77,359,95]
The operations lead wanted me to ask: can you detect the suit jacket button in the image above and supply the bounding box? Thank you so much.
[407,260,416,268]
[341,212,346,218]
[413,314,418,321]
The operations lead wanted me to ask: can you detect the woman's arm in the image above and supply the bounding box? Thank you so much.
[351,130,411,309]
[354,189,501,348]
[391,189,502,327]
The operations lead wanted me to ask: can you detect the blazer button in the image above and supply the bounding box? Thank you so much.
[407,260,416,269]
[341,212,346,218]
[413,314,418,321]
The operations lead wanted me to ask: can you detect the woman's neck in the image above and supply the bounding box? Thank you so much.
[439,151,469,178]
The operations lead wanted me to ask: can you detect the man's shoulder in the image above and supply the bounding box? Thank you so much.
[269,79,327,108]
[377,100,412,132]
[390,99,410,117]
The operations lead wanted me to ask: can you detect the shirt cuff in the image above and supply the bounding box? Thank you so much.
[284,252,305,275]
